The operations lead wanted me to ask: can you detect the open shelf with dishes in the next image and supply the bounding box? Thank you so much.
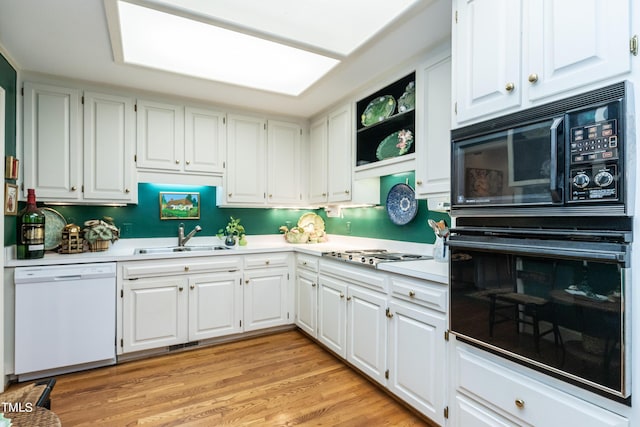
[355,72,416,177]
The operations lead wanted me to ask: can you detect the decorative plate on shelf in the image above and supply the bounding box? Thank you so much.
[376,129,414,160]
[397,81,415,113]
[43,207,67,250]
[361,95,396,126]
[386,183,418,225]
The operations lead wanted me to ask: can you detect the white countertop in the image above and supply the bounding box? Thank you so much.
[5,234,448,283]
[376,259,448,283]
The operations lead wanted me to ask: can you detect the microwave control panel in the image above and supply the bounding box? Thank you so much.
[569,119,620,202]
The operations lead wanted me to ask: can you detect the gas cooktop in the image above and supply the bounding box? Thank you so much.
[322,249,433,268]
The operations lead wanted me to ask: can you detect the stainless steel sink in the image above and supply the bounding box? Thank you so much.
[134,245,230,255]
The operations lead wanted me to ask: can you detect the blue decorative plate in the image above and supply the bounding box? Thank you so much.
[386,183,418,225]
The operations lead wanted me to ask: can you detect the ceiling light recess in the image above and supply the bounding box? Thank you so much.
[108,0,341,95]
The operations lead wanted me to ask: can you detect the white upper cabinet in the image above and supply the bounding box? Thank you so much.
[267,120,302,204]
[220,115,304,207]
[136,99,184,171]
[184,106,226,174]
[327,104,353,203]
[23,82,82,201]
[223,113,267,205]
[23,82,136,203]
[415,53,452,202]
[308,117,329,204]
[453,0,522,124]
[453,0,632,125]
[83,91,136,202]
[135,100,226,186]
[524,0,631,102]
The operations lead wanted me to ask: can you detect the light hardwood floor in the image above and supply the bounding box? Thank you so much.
[22,330,435,426]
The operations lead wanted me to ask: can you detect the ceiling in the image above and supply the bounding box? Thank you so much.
[0,0,451,118]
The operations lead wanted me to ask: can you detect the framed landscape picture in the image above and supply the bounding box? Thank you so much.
[159,192,200,220]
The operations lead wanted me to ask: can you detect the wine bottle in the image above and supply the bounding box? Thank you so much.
[16,188,45,259]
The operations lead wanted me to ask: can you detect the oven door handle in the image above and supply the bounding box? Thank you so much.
[447,239,628,265]
[549,116,563,202]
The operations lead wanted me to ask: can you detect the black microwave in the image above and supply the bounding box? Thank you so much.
[451,82,633,217]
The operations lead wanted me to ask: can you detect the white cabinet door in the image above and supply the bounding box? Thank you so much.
[188,272,242,341]
[83,91,136,202]
[387,299,446,425]
[454,0,522,123]
[415,55,452,200]
[454,0,632,125]
[243,268,289,331]
[23,82,82,201]
[327,104,353,203]
[296,269,317,337]
[136,99,184,171]
[122,277,188,353]
[308,117,328,203]
[525,0,631,102]
[347,285,387,385]
[184,106,226,174]
[225,114,266,204]
[317,274,347,358]
[267,120,302,204]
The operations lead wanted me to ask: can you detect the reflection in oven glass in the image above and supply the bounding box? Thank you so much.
[450,251,624,393]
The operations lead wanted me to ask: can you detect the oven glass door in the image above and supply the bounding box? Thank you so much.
[449,235,628,397]
[452,117,563,207]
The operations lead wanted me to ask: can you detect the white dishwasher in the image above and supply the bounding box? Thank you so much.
[15,262,117,381]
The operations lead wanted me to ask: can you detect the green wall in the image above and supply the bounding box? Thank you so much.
[34,176,448,244]
[1,53,17,246]
[320,172,448,244]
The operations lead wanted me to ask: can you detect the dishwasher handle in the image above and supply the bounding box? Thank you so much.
[14,263,117,284]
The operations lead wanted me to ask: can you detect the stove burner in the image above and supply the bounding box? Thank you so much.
[323,249,432,268]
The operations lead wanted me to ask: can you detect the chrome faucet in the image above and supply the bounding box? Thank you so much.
[178,223,202,246]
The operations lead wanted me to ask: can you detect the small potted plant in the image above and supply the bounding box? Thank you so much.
[83,216,119,252]
[218,216,246,247]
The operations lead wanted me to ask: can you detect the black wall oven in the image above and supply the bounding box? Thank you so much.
[449,217,631,399]
[448,83,634,401]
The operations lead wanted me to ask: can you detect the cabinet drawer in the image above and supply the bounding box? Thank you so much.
[244,252,290,269]
[122,256,242,279]
[389,275,447,313]
[319,259,386,292]
[455,347,629,427]
[296,254,319,272]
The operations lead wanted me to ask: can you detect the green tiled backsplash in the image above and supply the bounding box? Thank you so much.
[6,174,449,246]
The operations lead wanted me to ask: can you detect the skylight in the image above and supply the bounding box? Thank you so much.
[106,0,421,96]
[110,1,340,96]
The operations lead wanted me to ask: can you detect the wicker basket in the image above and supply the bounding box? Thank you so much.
[59,224,84,254]
[88,239,110,252]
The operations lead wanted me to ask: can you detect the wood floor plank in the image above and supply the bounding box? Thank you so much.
[11,330,435,426]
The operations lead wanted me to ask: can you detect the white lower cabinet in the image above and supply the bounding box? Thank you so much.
[347,285,387,385]
[122,276,188,353]
[313,259,450,424]
[317,273,348,358]
[295,255,319,338]
[451,343,629,427]
[188,272,243,341]
[387,299,445,424]
[242,253,293,331]
[121,257,243,353]
[119,253,292,354]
